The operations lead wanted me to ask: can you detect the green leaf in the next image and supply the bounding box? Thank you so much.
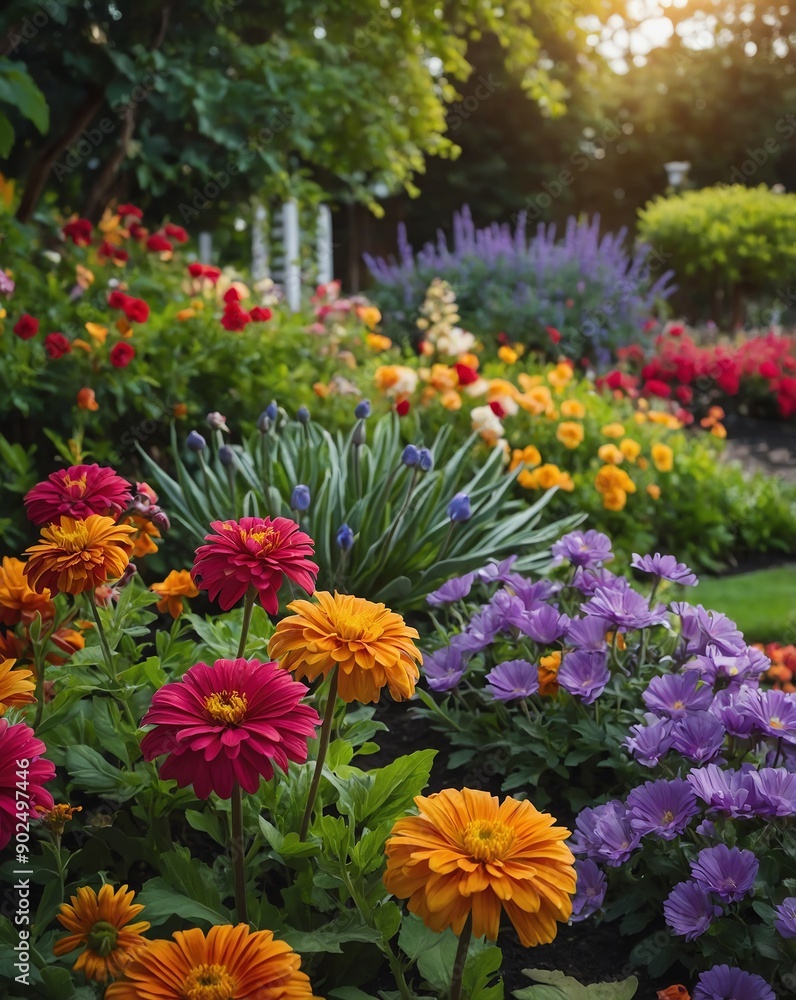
[360,750,436,827]
[281,913,382,954]
[64,746,142,801]
[136,877,230,927]
[513,969,638,1000]
[39,967,75,999]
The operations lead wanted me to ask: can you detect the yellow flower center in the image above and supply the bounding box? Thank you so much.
[672,700,684,710]
[243,527,279,553]
[662,810,674,823]
[48,521,90,550]
[203,690,248,725]
[87,921,120,957]
[63,473,88,494]
[182,964,235,1000]
[769,716,784,730]
[462,819,515,862]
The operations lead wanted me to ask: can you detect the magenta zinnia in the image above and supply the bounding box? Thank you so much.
[25,464,133,525]
[140,658,321,798]
[0,719,55,850]
[191,516,318,613]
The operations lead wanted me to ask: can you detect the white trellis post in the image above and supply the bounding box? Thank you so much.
[198,231,213,262]
[283,199,301,312]
[316,204,333,285]
[251,201,269,281]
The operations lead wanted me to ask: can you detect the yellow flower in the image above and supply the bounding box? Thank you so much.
[518,385,554,416]
[637,456,649,470]
[651,443,674,472]
[601,422,625,438]
[538,651,561,696]
[711,423,727,439]
[440,389,462,410]
[24,515,135,596]
[594,465,636,495]
[560,399,586,419]
[556,421,584,449]
[557,471,575,492]
[85,322,108,344]
[365,333,392,352]
[0,556,55,626]
[383,788,576,946]
[269,591,422,704]
[619,438,642,461]
[150,570,199,619]
[72,339,93,353]
[0,173,15,209]
[633,411,648,425]
[357,304,382,329]
[534,464,566,490]
[0,658,36,714]
[597,443,624,465]
[76,265,94,289]
[176,308,196,321]
[647,483,661,500]
[547,363,574,388]
[602,488,627,511]
[374,365,418,398]
[498,346,519,364]
[121,515,160,558]
[517,373,543,391]
[509,445,542,472]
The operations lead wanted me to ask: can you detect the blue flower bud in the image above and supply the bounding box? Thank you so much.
[447,492,472,523]
[336,523,355,552]
[187,430,207,452]
[401,444,420,468]
[219,445,235,467]
[265,401,278,421]
[355,399,372,419]
[290,484,311,511]
[256,411,270,433]
[297,406,310,425]
[418,447,434,472]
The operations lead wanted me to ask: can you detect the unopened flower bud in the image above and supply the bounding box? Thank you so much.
[336,523,354,552]
[219,445,235,467]
[418,447,434,472]
[256,411,270,433]
[401,444,420,468]
[352,420,367,447]
[149,507,171,532]
[207,411,229,432]
[187,430,206,452]
[265,401,278,422]
[290,484,311,512]
[119,563,138,588]
[355,399,371,419]
[447,492,472,523]
[297,405,310,425]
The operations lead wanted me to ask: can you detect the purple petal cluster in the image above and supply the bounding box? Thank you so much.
[424,646,467,692]
[521,605,570,644]
[774,897,796,939]
[671,712,726,764]
[485,660,538,701]
[693,965,775,1000]
[570,859,607,922]
[552,529,614,569]
[582,582,668,632]
[643,672,713,719]
[572,566,625,596]
[625,716,675,768]
[572,800,640,866]
[672,603,745,657]
[737,687,796,744]
[690,844,758,902]
[558,650,611,705]
[566,615,611,651]
[687,765,759,818]
[427,573,475,606]
[631,552,698,586]
[664,880,722,941]
[626,778,699,840]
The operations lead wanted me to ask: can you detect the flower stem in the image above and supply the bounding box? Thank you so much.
[32,643,46,730]
[231,781,248,925]
[299,665,339,840]
[90,594,138,729]
[450,912,473,1000]
[236,586,256,659]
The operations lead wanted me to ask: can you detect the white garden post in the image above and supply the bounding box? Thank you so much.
[199,231,213,262]
[251,201,269,281]
[283,199,301,312]
[317,204,333,285]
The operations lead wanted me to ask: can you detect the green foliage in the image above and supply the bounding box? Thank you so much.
[0,58,48,157]
[513,969,638,1000]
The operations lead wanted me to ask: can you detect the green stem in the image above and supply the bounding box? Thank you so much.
[332,549,348,594]
[90,594,138,729]
[373,468,418,580]
[236,586,256,659]
[353,442,362,500]
[299,665,339,840]
[450,912,473,1000]
[32,643,46,730]
[231,782,248,925]
[437,521,456,562]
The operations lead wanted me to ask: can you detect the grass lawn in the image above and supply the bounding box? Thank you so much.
[691,564,796,642]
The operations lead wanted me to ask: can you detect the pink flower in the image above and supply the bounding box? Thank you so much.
[191,516,318,613]
[24,464,133,525]
[0,720,54,849]
[140,658,320,798]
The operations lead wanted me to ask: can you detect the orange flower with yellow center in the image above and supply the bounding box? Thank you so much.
[53,884,150,982]
[0,658,36,714]
[383,788,576,946]
[556,421,584,449]
[269,591,422,704]
[0,556,54,626]
[24,515,135,596]
[104,924,320,1000]
[36,802,82,836]
[150,570,199,618]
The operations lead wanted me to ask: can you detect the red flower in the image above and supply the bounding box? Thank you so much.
[187,262,221,283]
[249,306,272,322]
[759,360,779,379]
[496,332,509,346]
[110,342,135,368]
[163,223,188,243]
[116,204,142,220]
[221,304,251,331]
[44,333,72,359]
[716,368,740,395]
[675,384,693,404]
[668,324,685,337]
[98,241,128,264]
[13,314,39,340]
[396,399,411,416]
[108,290,129,309]
[223,288,241,304]
[675,407,694,425]
[489,400,506,418]
[191,516,318,614]
[643,319,657,332]
[129,222,148,240]
[146,234,172,253]
[123,297,149,324]
[546,326,561,345]
[62,218,93,246]
[606,370,624,390]
[643,379,672,398]
[25,464,132,525]
[454,363,479,386]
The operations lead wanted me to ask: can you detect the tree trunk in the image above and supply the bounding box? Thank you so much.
[16,85,106,223]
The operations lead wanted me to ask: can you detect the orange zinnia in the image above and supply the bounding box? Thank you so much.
[0,556,54,626]
[383,788,576,947]
[0,658,35,714]
[105,924,320,999]
[24,515,135,596]
[53,884,150,982]
[121,514,161,558]
[268,591,422,704]
[150,570,199,618]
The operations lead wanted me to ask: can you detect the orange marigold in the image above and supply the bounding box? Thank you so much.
[0,556,54,626]
[121,514,161,558]
[384,788,576,946]
[24,515,135,596]
[53,884,150,982]
[150,570,199,618]
[0,658,36,714]
[269,591,422,704]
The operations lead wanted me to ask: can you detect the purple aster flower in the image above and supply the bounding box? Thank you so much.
[487,589,535,631]
[693,965,775,1000]
[582,583,669,632]
[631,552,698,586]
[427,573,476,606]
[708,689,757,738]
[552,529,614,569]
[664,880,722,941]
[625,716,675,768]
[566,615,611,651]
[475,555,519,583]
[571,566,625,596]
[571,806,603,858]
[506,577,560,608]
[451,605,503,654]
[737,687,796,744]
[671,603,745,657]
[643,672,713,719]
[558,650,611,705]
[691,844,758,902]
[521,604,570,644]
[774,897,796,939]
[626,778,699,840]
[485,659,539,701]
[688,645,768,691]
[687,765,758,817]
[424,646,467,692]
[672,711,726,763]
[591,800,641,866]
[570,859,607,922]
[749,768,796,817]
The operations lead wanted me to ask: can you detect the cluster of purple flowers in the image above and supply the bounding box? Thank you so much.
[664,845,759,940]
